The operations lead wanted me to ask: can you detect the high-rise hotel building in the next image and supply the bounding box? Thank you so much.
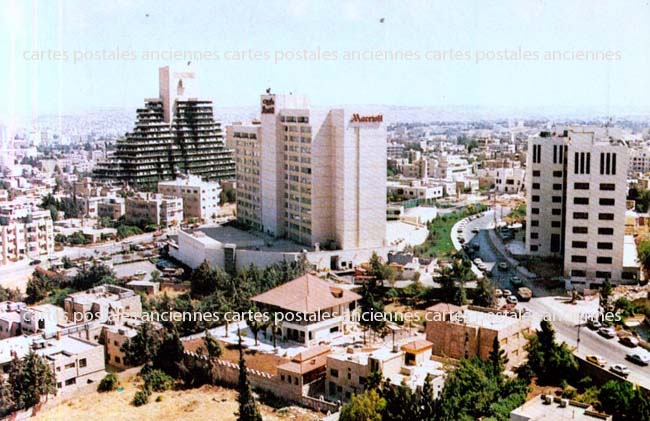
[94,66,235,189]
[525,128,635,285]
[227,93,386,250]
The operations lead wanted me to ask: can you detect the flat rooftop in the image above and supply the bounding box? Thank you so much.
[195,226,306,252]
[510,395,611,421]
[623,235,640,268]
[459,309,524,331]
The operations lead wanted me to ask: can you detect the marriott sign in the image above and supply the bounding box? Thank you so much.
[350,114,383,123]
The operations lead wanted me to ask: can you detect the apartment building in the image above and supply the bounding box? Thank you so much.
[0,206,54,265]
[227,93,387,250]
[125,192,183,227]
[425,303,531,369]
[63,284,142,325]
[94,65,235,189]
[629,148,650,176]
[158,173,221,221]
[97,197,125,220]
[525,129,634,285]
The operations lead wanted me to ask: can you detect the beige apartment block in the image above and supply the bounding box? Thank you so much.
[158,173,221,221]
[526,128,634,285]
[228,93,386,250]
[63,284,142,325]
[125,192,183,227]
[0,207,54,265]
[425,303,531,369]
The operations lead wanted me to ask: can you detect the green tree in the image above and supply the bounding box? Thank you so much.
[0,377,15,417]
[339,389,386,421]
[26,272,50,303]
[71,262,115,290]
[121,322,163,367]
[521,320,577,385]
[8,352,56,411]
[236,334,262,421]
[97,373,120,392]
[204,330,222,359]
[488,336,508,379]
[599,380,635,420]
[637,236,650,276]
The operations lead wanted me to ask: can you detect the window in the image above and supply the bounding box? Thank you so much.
[573,212,588,219]
[532,183,540,189]
[598,213,614,221]
[530,232,539,239]
[64,363,75,369]
[552,196,562,203]
[553,184,562,190]
[330,369,338,378]
[597,256,613,264]
[551,233,561,253]
[599,198,615,206]
[531,220,539,227]
[533,170,541,177]
[553,171,563,177]
[600,183,615,191]
[65,378,76,386]
[532,144,542,163]
[552,221,561,228]
[572,241,588,248]
[573,226,588,234]
[530,245,539,251]
[552,208,562,215]
[598,227,614,235]
[532,195,540,202]
[596,271,612,279]
[574,197,589,205]
[597,242,613,250]
[79,359,87,368]
[571,270,587,277]
[574,182,589,190]
[571,255,587,263]
[532,208,540,215]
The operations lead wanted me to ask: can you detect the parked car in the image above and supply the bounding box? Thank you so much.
[626,352,650,366]
[620,336,639,348]
[587,318,602,330]
[610,364,631,377]
[495,289,503,298]
[510,276,523,287]
[498,262,508,270]
[506,295,518,305]
[502,289,513,297]
[586,355,607,367]
[598,327,616,339]
[29,259,42,266]
[471,228,480,234]
[473,258,482,265]
[517,287,532,301]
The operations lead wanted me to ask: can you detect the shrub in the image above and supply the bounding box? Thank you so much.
[97,373,119,392]
[155,395,163,402]
[133,389,151,407]
[143,369,174,392]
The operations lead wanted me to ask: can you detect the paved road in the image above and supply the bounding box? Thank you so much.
[523,297,650,390]
[0,232,162,292]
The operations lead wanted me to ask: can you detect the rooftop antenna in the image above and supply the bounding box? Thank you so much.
[266,87,271,94]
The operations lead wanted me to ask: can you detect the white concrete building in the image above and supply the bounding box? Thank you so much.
[526,128,636,286]
[0,205,54,265]
[125,192,183,228]
[158,174,221,221]
[227,93,387,250]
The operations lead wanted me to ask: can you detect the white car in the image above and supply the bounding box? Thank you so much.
[610,364,631,377]
[502,289,512,297]
[598,327,616,339]
[626,352,650,366]
[473,258,482,265]
[506,295,518,305]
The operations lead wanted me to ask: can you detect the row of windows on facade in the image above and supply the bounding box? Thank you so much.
[531,145,618,176]
[531,195,615,206]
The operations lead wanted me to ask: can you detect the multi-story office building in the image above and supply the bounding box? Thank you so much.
[227,93,387,249]
[629,148,650,176]
[158,173,221,221]
[0,206,54,265]
[525,128,633,285]
[94,66,235,189]
[125,193,183,228]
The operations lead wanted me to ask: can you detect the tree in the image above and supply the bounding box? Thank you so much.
[153,328,187,378]
[522,320,578,385]
[0,377,15,417]
[7,352,56,411]
[488,336,508,379]
[637,236,650,277]
[97,373,120,392]
[600,278,613,309]
[236,334,262,421]
[121,322,163,367]
[474,277,495,308]
[204,330,222,359]
[71,262,115,290]
[26,272,50,303]
[599,380,635,420]
[339,389,386,421]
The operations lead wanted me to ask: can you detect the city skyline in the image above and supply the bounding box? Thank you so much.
[2,0,650,123]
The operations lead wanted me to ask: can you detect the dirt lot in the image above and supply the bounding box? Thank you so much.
[183,338,289,375]
[33,371,323,421]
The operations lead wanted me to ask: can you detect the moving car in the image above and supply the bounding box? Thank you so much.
[626,352,650,366]
[587,318,602,330]
[586,355,607,367]
[506,295,518,305]
[610,364,631,377]
[510,276,523,287]
[598,327,616,339]
[620,336,639,348]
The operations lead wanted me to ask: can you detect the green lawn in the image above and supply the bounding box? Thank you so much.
[413,204,487,258]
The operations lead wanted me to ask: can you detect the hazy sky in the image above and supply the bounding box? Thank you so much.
[2,0,650,121]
